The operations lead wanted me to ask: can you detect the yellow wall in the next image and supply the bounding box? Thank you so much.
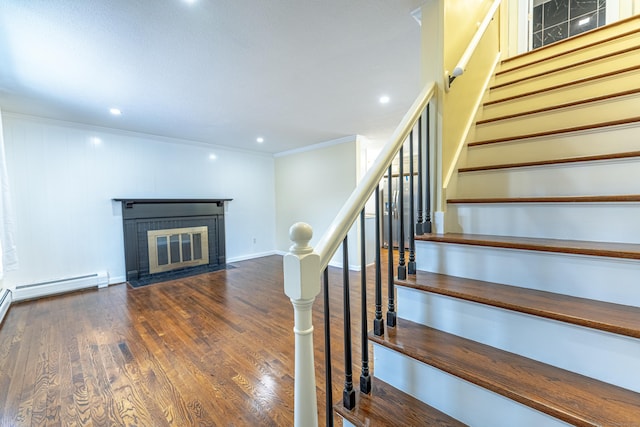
[443,0,495,74]
[423,0,502,210]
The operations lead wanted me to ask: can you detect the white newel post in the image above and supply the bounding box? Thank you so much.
[283,222,321,427]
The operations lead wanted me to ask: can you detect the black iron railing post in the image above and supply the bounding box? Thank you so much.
[416,113,424,236]
[386,165,396,328]
[397,147,406,280]
[359,210,371,394]
[408,131,416,275]
[373,186,384,336]
[342,237,356,409]
[323,268,334,427]
[424,104,432,234]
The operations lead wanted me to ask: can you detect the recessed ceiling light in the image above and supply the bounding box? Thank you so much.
[90,137,102,145]
[257,137,264,143]
[184,0,197,4]
[209,153,217,160]
[379,95,390,104]
[109,108,122,116]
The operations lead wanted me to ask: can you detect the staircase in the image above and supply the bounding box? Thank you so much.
[335,17,640,427]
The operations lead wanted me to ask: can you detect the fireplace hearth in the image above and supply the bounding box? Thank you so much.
[115,199,231,283]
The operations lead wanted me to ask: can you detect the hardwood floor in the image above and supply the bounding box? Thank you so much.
[0,254,390,426]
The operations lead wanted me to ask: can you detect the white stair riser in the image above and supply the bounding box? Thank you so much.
[373,345,570,427]
[466,124,640,167]
[456,160,640,198]
[492,47,640,97]
[397,287,640,393]
[446,203,640,244]
[475,95,640,141]
[415,240,640,307]
[483,70,640,121]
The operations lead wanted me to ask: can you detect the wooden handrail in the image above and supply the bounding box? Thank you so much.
[283,81,435,426]
[446,0,501,90]
[315,81,436,270]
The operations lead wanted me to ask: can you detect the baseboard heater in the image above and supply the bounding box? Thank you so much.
[14,272,109,302]
[0,288,11,326]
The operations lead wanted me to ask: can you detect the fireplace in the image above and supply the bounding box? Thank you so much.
[147,225,209,274]
[115,199,231,282]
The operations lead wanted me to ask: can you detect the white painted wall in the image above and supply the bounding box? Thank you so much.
[1,113,276,288]
[275,137,363,268]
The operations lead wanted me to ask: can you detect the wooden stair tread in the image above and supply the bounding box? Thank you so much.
[369,319,640,427]
[396,271,640,338]
[334,377,467,427]
[415,233,640,260]
[458,151,640,173]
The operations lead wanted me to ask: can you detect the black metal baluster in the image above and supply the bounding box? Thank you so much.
[416,112,424,236]
[323,268,334,427]
[408,131,416,275]
[342,236,356,409]
[386,165,396,328]
[424,104,432,233]
[359,210,371,394]
[373,185,384,336]
[397,147,406,280]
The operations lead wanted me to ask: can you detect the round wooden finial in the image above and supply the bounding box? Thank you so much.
[289,222,313,254]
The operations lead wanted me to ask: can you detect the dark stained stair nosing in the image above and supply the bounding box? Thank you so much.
[458,151,640,173]
[370,319,640,427]
[334,377,467,427]
[415,233,640,261]
[396,271,640,339]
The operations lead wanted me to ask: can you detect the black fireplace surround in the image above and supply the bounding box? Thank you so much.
[115,199,231,282]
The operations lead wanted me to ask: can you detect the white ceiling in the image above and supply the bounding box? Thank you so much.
[0,0,423,154]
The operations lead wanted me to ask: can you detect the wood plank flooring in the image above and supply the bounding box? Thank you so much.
[0,255,389,426]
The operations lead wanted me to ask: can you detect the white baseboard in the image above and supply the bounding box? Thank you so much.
[108,275,127,285]
[227,250,280,263]
[14,272,109,302]
[0,288,11,326]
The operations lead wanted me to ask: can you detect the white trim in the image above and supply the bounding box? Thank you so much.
[1,112,275,158]
[0,288,11,326]
[13,272,109,302]
[108,275,127,285]
[443,52,502,189]
[273,135,358,158]
[227,250,281,263]
[410,7,422,25]
[434,211,446,234]
[327,260,375,272]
